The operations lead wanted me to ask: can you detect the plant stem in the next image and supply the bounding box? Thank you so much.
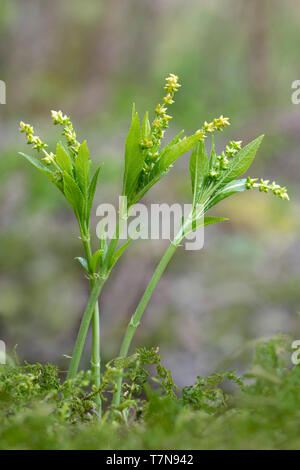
[81,237,102,413]
[90,297,101,412]
[112,240,178,406]
[67,274,106,382]
[66,217,124,396]
[68,230,104,414]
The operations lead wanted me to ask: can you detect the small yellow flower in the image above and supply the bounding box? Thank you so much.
[214,115,230,130]
[51,110,69,125]
[163,94,174,105]
[155,104,167,115]
[203,121,214,133]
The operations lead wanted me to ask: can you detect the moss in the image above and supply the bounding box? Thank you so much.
[0,334,299,449]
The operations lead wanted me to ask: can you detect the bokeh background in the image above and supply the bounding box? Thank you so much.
[0,0,299,386]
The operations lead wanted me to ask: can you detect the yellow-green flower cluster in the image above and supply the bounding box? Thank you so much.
[19,120,60,168]
[141,74,181,158]
[140,74,231,179]
[19,121,48,152]
[203,115,230,135]
[246,176,289,200]
[51,110,80,153]
[209,139,242,179]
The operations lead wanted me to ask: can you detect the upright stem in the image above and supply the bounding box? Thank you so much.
[67,274,106,383]
[112,240,178,407]
[90,280,101,413]
[67,217,124,389]
[82,237,102,413]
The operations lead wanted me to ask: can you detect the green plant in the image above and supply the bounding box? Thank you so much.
[19,74,289,414]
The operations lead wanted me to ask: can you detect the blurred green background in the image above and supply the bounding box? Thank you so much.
[0,0,299,386]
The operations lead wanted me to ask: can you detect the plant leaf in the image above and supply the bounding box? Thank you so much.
[63,171,83,221]
[189,141,209,207]
[75,256,89,273]
[221,135,264,184]
[184,215,228,237]
[142,111,151,140]
[97,219,108,264]
[205,179,247,211]
[90,249,104,273]
[19,151,64,191]
[157,133,201,174]
[132,131,198,205]
[19,152,54,175]
[75,140,91,195]
[109,236,134,271]
[122,110,144,200]
[87,166,101,220]
[56,143,73,174]
[209,136,217,170]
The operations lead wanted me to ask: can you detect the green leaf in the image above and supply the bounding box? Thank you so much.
[142,111,151,140]
[63,171,83,220]
[97,219,108,262]
[122,110,144,200]
[90,249,104,273]
[109,236,134,271]
[87,166,101,220]
[203,215,228,226]
[209,136,217,170]
[221,135,264,184]
[131,131,196,205]
[19,152,54,175]
[184,215,228,237]
[56,143,73,174]
[189,141,209,207]
[75,140,91,195]
[205,179,247,211]
[157,133,201,174]
[75,257,89,273]
[19,151,64,192]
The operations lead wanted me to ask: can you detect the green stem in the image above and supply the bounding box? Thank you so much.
[67,274,106,382]
[80,236,102,414]
[112,240,179,407]
[67,216,123,390]
[91,298,101,411]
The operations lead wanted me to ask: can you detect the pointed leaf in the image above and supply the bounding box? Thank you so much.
[157,133,201,174]
[189,141,209,207]
[109,236,134,271]
[131,131,197,205]
[203,215,228,226]
[221,135,264,184]
[56,143,73,174]
[75,257,89,273]
[75,140,91,195]
[63,171,83,220]
[209,136,217,170]
[87,166,101,219]
[184,215,228,237]
[142,111,151,140]
[122,110,144,199]
[19,151,64,192]
[19,152,54,175]
[90,249,104,273]
[205,179,247,211]
[98,219,108,263]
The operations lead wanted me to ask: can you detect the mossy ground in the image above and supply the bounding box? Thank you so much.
[0,334,299,450]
